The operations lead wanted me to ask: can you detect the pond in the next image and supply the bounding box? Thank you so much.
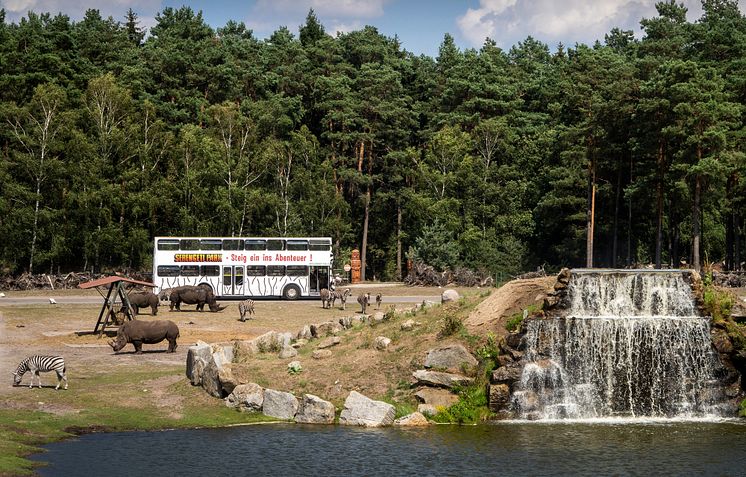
[32,419,746,476]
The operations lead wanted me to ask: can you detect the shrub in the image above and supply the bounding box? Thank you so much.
[431,383,490,424]
[703,285,734,323]
[438,312,464,338]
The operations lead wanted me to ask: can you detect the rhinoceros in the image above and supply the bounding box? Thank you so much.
[127,291,159,315]
[108,319,179,354]
[169,285,226,312]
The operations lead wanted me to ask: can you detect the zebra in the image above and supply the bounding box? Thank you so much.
[331,288,351,310]
[238,299,255,322]
[375,293,383,309]
[13,355,68,390]
[320,288,332,309]
[357,293,371,314]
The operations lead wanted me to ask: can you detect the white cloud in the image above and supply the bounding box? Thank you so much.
[1,0,161,25]
[330,20,363,35]
[456,0,746,49]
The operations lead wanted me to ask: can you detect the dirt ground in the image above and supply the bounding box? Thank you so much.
[0,284,491,408]
[465,276,554,336]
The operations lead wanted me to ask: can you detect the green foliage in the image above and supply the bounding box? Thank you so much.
[740,398,746,418]
[438,312,464,338]
[431,384,490,424]
[0,4,745,276]
[703,285,734,323]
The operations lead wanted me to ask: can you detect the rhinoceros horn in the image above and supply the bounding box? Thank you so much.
[211,305,228,312]
[107,340,115,349]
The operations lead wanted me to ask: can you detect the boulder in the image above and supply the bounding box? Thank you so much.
[441,289,460,304]
[414,387,459,408]
[317,336,341,349]
[292,338,308,349]
[295,394,336,424]
[491,362,523,385]
[225,383,264,412]
[311,321,342,337]
[412,370,473,389]
[201,360,224,398]
[186,341,212,384]
[371,312,386,324]
[374,336,391,351]
[297,325,313,340]
[424,344,478,372]
[217,363,239,395]
[312,349,332,359]
[279,345,298,358]
[339,391,396,427]
[417,404,438,416]
[400,319,416,331]
[262,389,299,420]
[394,412,430,426]
[488,383,510,412]
[211,343,234,368]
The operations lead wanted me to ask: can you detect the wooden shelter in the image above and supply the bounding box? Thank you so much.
[78,276,156,335]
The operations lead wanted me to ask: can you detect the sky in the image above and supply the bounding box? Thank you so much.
[2,0,746,57]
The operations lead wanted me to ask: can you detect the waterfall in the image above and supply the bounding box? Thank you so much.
[513,270,727,419]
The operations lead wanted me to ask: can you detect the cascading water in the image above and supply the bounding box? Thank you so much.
[513,270,728,419]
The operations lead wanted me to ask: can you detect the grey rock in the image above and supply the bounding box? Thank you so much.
[414,387,459,408]
[295,394,336,424]
[491,362,523,385]
[279,345,298,358]
[374,336,391,350]
[394,412,430,426]
[400,319,416,331]
[412,370,473,389]
[441,289,460,303]
[217,363,239,395]
[263,389,299,420]
[317,336,341,349]
[339,391,396,427]
[488,383,510,412]
[225,383,264,412]
[312,349,332,359]
[417,404,438,416]
[292,338,308,349]
[186,341,212,383]
[372,312,385,323]
[297,325,313,340]
[424,344,478,372]
[311,321,343,337]
[201,360,223,398]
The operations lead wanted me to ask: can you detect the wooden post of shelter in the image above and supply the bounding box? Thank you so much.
[78,276,156,336]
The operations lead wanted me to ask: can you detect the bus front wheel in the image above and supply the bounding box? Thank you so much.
[283,285,301,300]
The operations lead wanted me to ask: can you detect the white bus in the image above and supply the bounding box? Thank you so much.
[152,236,333,300]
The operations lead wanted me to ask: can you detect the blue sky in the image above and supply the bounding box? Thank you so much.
[2,0,746,57]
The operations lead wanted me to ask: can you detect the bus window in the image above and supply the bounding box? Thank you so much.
[157,265,180,277]
[266,239,285,251]
[180,265,200,277]
[235,267,244,286]
[201,239,222,250]
[286,265,308,276]
[223,267,232,286]
[246,265,265,276]
[309,239,331,251]
[267,265,285,276]
[201,265,220,277]
[157,239,180,251]
[223,239,244,251]
[286,240,308,251]
[245,239,265,251]
[180,239,200,250]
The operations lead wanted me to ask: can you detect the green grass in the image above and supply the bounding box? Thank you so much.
[0,367,272,475]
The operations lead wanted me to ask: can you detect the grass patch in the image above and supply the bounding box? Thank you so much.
[0,367,271,475]
[703,285,735,323]
[506,303,541,332]
[430,383,490,424]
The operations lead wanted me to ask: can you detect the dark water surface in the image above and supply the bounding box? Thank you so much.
[31,420,746,476]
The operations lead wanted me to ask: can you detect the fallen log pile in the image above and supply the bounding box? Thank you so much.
[0,271,152,291]
[713,272,746,288]
[404,262,493,287]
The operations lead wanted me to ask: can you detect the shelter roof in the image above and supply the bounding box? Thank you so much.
[78,276,155,289]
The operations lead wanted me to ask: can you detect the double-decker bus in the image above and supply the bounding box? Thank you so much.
[152,236,333,300]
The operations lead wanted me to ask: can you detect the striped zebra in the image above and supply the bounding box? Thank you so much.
[375,293,383,309]
[331,288,351,310]
[320,288,332,309]
[13,355,68,390]
[238,299,255,322]
[357,293,371,314]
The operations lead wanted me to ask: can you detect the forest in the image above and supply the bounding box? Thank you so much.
[0,0,744,281]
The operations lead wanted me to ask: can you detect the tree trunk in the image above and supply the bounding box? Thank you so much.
[735,215,742,271]
[396,202,402,281]
[360,142,372,282]
[612,163,622,268]
[655,140,665,269]
[586,154,596,268]
[692,173,702,273]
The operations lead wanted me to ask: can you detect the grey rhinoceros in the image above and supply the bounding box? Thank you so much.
[108,319,179,354]
[127,291,159,315]
[169,285,226,312]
